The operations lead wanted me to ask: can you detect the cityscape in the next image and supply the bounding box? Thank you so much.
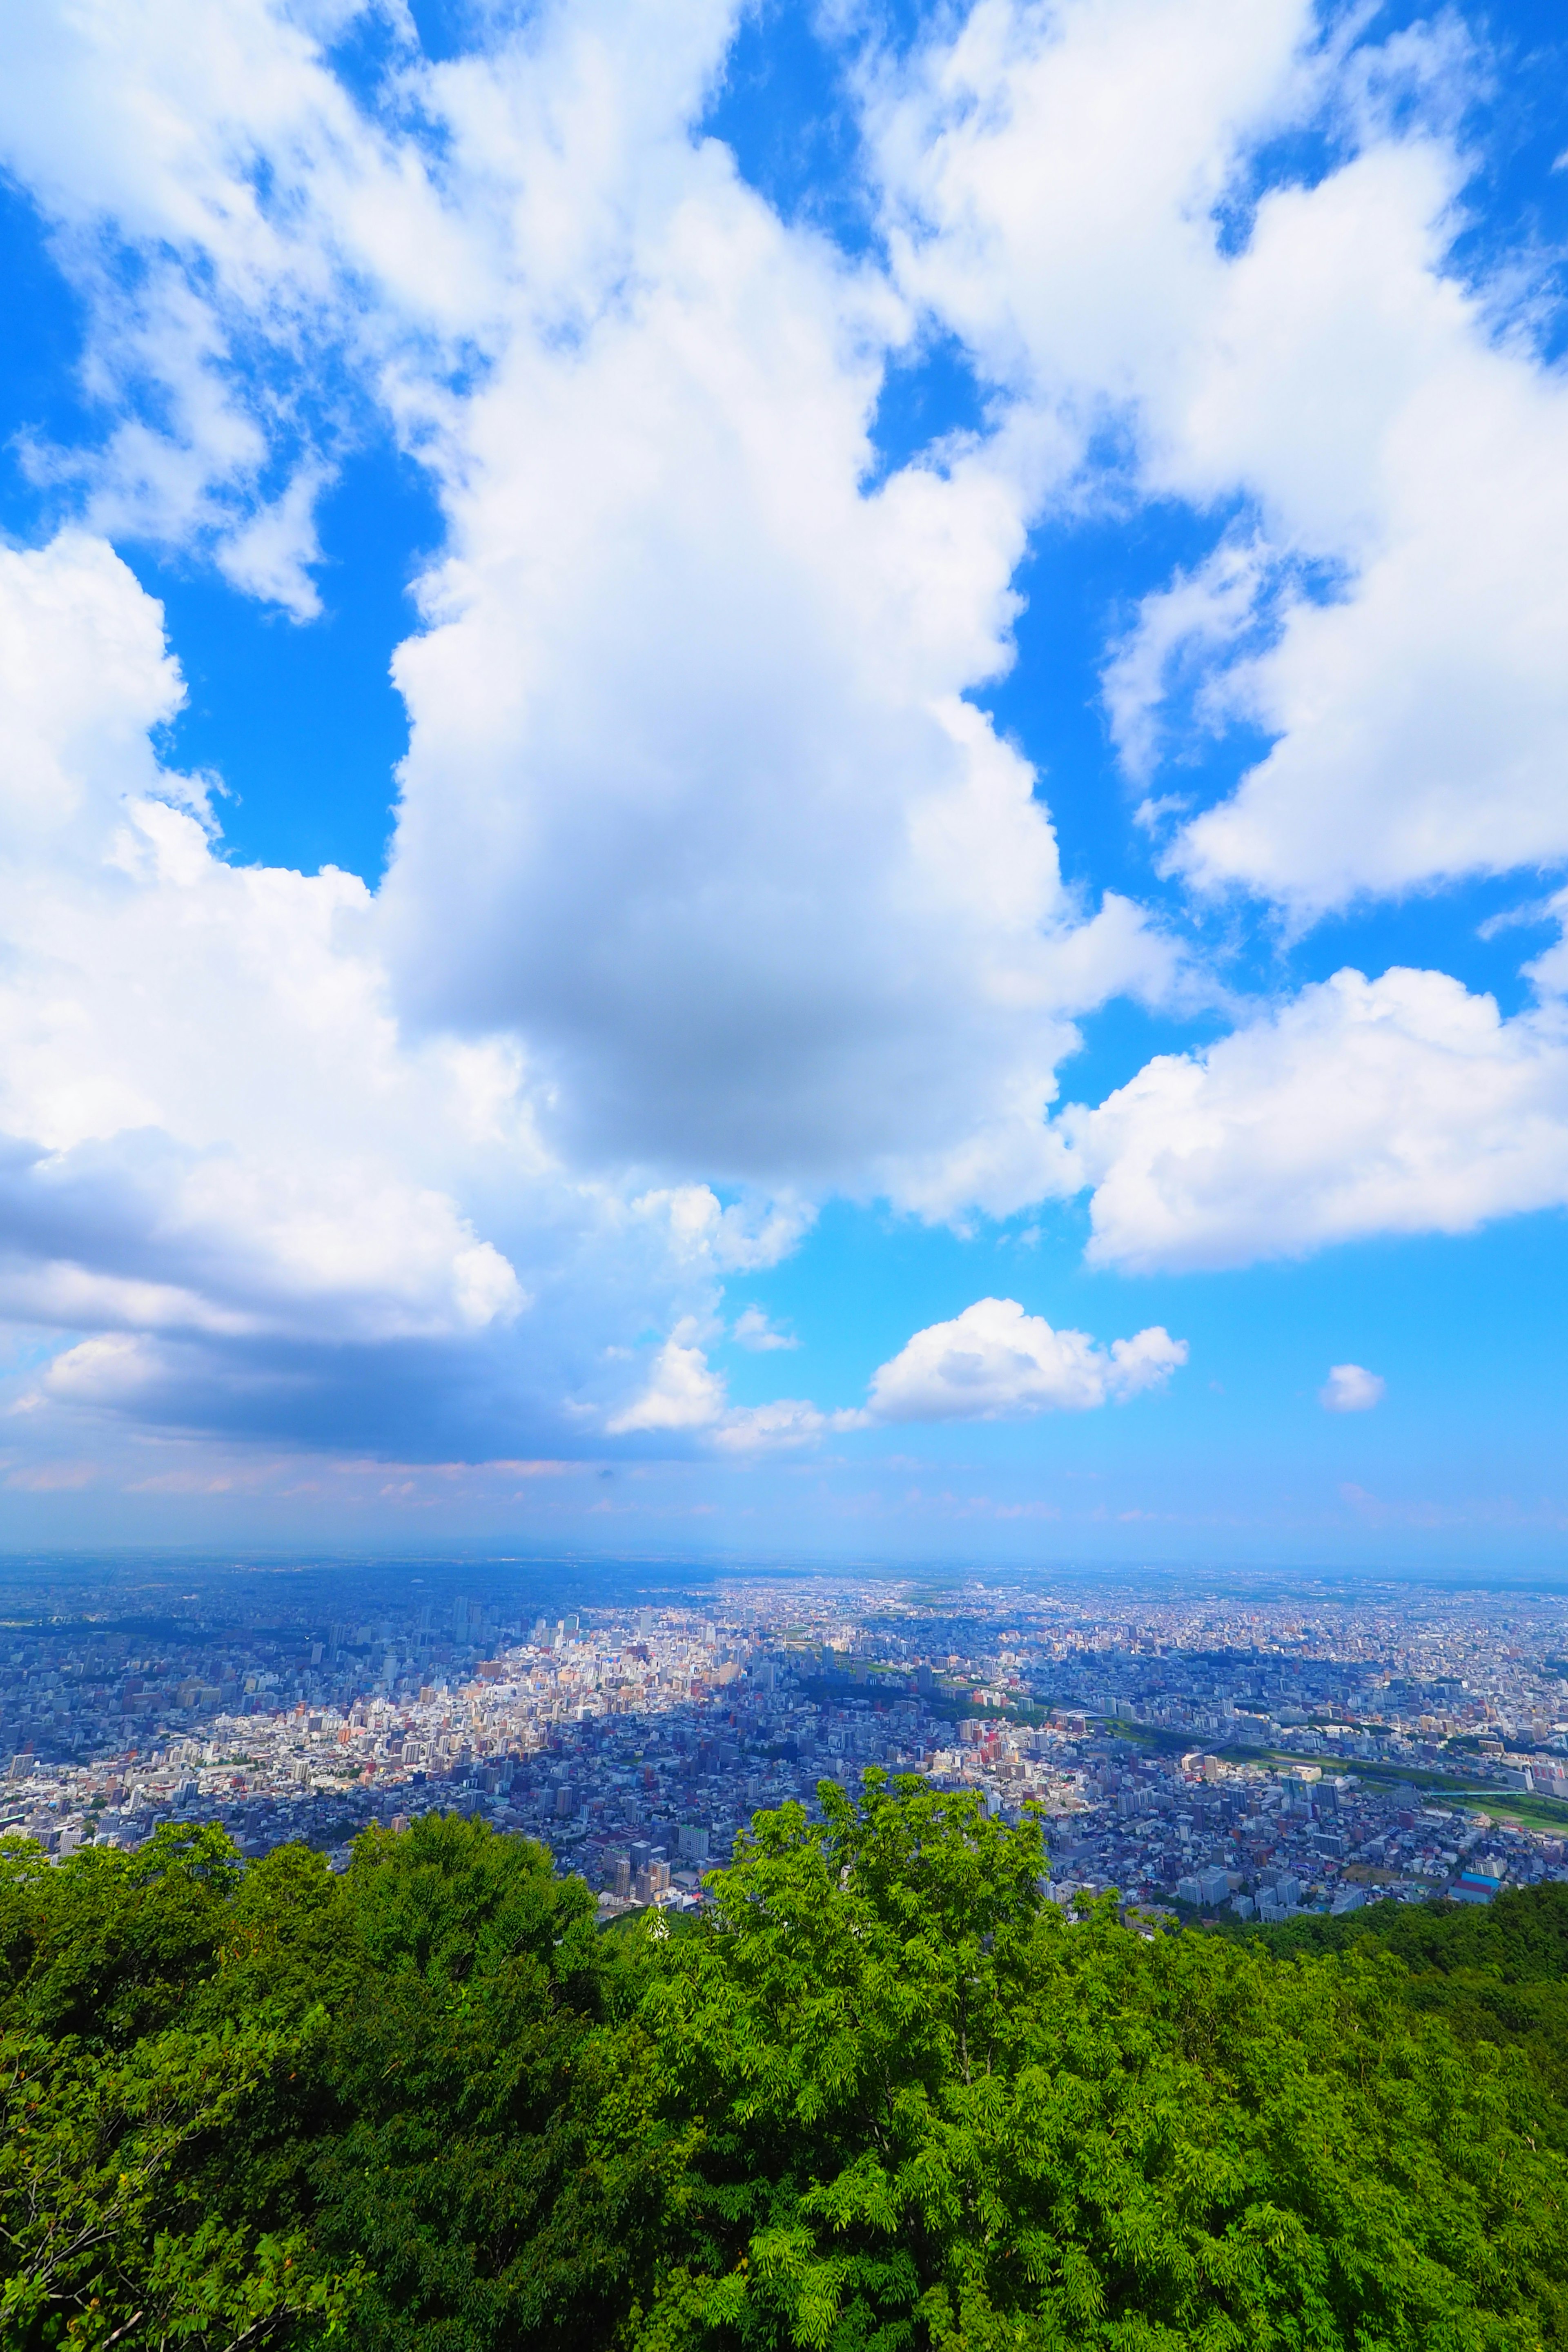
[6,1557,1568,1926]
[6,0,1568,2336]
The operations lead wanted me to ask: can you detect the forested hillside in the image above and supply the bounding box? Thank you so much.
[5,1777,1568,2350]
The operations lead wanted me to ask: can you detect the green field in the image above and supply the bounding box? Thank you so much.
[1457,1788,1568,1834]
[1107,1720,1201,1757]
[1211,1744,1496,1797]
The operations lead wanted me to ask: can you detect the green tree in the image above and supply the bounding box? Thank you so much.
[1,1826,241,2050]
[1229,1882,1568,2137]
[627,1771,1568,2350]
[265,1813,649,2352]
[0,2019,362,2350]
[8,1793,1568,2352]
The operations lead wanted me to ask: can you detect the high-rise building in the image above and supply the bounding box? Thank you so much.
[634,1857,671,1903]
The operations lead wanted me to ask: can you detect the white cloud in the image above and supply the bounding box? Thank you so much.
[0,530,188,845]
[0,0,488,604]
[710,1398,831,1453]
[630,1188,814,1274]
[861,1297,1187,1421]
[1162,154,1568,914]
[604,1324,726,1434]
[1102,537,1267,791]
[213,463,328,619]
[378,221,1174,1212]
[732,1305,799,1351]
[871,0,1568,919]
[1062,966,1568,1272]
[0,535,588,1454]
[1321,1363,1384,1412]
[869,0,1316,408]
[604,1294,1185,1446]
[2,0,1182,1226]
[1525,889,1568,1002]
[604,1323,830,1448]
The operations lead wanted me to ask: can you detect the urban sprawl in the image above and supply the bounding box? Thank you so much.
[6,1572,1568,1922]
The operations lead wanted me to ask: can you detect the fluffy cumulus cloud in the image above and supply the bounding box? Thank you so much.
[603,1323,835,1452]
[1126,240,1568,913]
[1,0,1178,1208]
[862,1298,1187,1421]
[0,534,566,1440]
[870,0,1568,917]
[605,1325,728,1437]
[604,1297,1185,1450]
[0,530,857,1461]
[1060,966,1568,1273]
[373,96,1175,1209]
[0,0,1180,1473]
[0,0,1566,1485]
[1321,1364,1385,1413]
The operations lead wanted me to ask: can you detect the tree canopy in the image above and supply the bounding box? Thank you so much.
[4,1778,1568,2350]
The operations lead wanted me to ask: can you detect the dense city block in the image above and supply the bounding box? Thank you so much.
[6,1561,1567,1920]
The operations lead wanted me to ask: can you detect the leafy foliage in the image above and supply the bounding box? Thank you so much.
[627,1775,1568,2350]
[0,2017,361,2350]
[4,1787,1568,2350]
[1219,1880,1568,2136]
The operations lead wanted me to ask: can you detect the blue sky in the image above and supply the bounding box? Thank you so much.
[0,0,1566,1566]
